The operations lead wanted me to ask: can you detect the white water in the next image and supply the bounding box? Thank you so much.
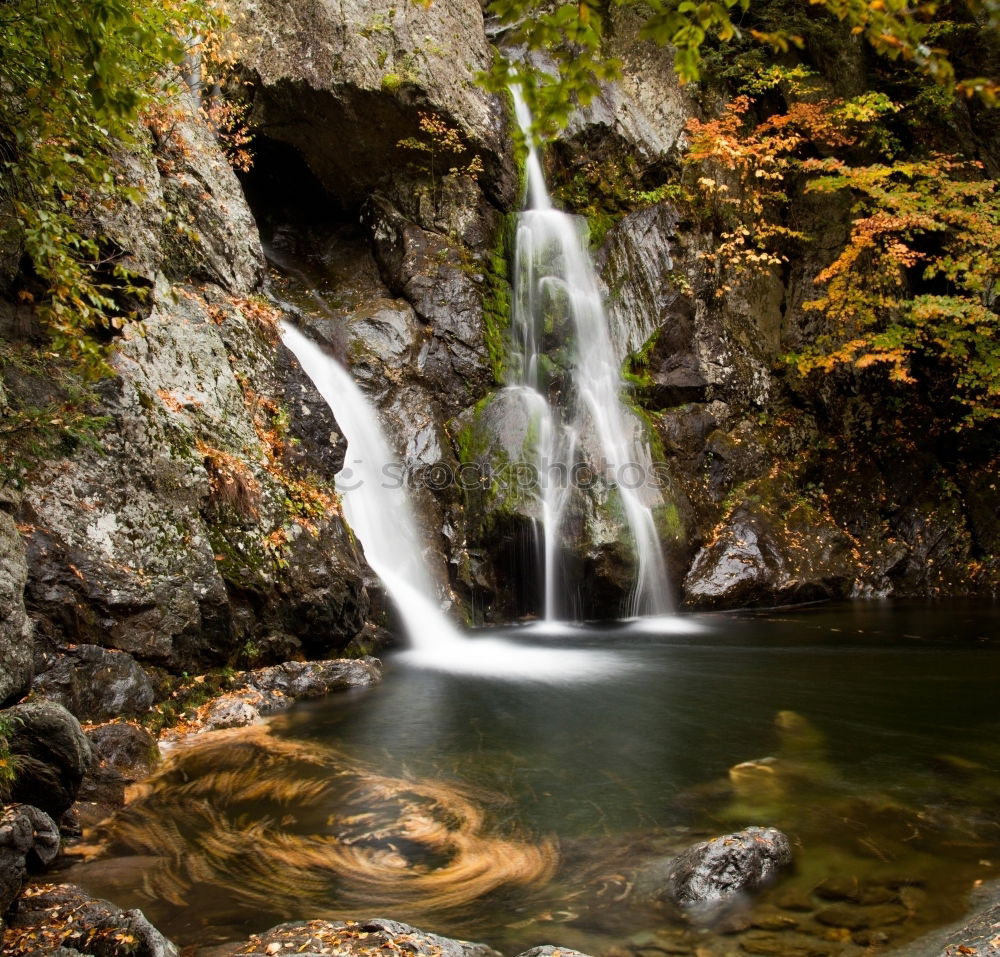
[280,321,623,680]
[509,89,672,618]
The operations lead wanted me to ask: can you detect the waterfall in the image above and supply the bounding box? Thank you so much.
[280,322,463,649]
[280,320,621,680]
[508,89,672,618]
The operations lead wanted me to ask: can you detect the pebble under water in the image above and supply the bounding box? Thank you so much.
[64,600,1000,957]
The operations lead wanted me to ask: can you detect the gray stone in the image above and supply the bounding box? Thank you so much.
[514,948,595,957]
[3,700,91,817]
[234,918,502,957]
[32,645,155,722]
[683,505,855,609]
[96,96,264,294]
[244,657,383,703]
[17,289,369,671]
[0,509,32,705]
[363,196,493,414]
[229,0,511,208]
[659,826,794,907]
[0,804,60,916]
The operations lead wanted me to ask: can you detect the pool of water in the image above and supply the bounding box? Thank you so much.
[66,601,1000,955]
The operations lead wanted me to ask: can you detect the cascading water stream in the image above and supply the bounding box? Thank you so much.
[280,320,621,679]
[280,322,462,650]
[509,89,672,618]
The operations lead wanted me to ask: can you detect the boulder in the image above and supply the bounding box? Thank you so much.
[683,504,856,609]
[0,804,60,916]
[95,96,264,294]
[0,506,33,706]
[363,196,494,414]
[231,918,501,957]
[659,826,793,908]
[3,701,91,818]
[244,657,383,702]
[3,883,178,957]
[514,948,595,957]
[32,645,154,722]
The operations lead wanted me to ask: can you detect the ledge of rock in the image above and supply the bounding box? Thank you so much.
[3,883,178,957]
[178,657,383,734]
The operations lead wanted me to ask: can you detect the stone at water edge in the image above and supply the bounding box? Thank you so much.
[513,947,596,957]
[661,826,794,907]
[0,805,61,916]
[3,883,179,957]
[2,700,91,818]
[0,505,33,707]
[201,657,385,731]
[228,917,502,957]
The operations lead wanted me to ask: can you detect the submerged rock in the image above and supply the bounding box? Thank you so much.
[2,701,91,818]
[660,826,793,908]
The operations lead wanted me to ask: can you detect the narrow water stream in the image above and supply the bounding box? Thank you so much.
[66,601,1000,957]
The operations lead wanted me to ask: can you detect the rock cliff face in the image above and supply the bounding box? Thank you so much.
[0,99,373,703]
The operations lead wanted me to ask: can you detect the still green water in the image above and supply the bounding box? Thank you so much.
[69,601,1000,956]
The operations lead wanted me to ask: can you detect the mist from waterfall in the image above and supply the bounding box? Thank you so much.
[508,89,672,618]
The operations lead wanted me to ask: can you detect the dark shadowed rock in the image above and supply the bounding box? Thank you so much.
[3,701,91,817]
[32,645,154,722]
[77,723,159,810]
[0,804,60,916]
[660,826,793,907]
[230,918,501,957]
[363,196,493,414]
[85,724,158,780]
[4,883,178,957]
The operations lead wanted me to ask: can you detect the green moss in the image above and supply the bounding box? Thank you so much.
[622,328,661,390]
[454,392,496,465]
[482,214,516,383]
[654,502,685,543]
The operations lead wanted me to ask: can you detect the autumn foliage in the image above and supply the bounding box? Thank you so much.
[685,74,1000,425]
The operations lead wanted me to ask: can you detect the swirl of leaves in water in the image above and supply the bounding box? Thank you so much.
[90,725,558,920]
